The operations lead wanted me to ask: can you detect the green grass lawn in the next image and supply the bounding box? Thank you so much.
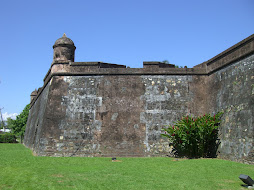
[0,144,253,190]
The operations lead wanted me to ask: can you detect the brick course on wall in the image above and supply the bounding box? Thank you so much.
[24,34,254,163]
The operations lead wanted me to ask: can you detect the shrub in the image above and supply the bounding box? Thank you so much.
[161,112,223,158]
[0,133,17,143]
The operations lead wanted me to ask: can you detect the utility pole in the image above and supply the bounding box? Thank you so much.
[0,107,5,132]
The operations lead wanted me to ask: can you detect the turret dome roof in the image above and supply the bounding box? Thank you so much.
[53,33,75,48]
[31,89,37,95]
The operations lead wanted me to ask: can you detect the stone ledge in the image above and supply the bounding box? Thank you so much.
[206,34,254,66]
[194,34,254,74]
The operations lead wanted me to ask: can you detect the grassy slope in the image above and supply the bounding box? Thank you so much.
[0,144,253,190]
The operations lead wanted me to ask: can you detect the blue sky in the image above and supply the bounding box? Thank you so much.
[0,0,253,118]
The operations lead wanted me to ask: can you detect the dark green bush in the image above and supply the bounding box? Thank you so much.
[161,112,223,158]
[0,133,17,143]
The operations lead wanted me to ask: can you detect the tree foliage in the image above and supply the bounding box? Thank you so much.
[162,60,184,68]
[7,104,30,139]
[162,60,170,64]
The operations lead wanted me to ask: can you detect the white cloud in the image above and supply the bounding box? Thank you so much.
[2,112,18,121]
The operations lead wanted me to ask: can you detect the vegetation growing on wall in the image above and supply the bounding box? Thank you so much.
[162,60,184,68]
[161,112,223,158]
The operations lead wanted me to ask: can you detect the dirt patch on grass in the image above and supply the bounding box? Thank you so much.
[172,158,188,161]
[52,174,64,178]
[223,179,236,183]
[32,152,37,156]
[112,160,122,162]
[0,184,13,189]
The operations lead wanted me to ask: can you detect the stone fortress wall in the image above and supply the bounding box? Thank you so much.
[24,34,254,163]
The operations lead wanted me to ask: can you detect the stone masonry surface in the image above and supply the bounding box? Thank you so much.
[24,34,254,163]
[207,54,254,163]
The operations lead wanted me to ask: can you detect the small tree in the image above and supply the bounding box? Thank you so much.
[9,104,30,143]
[162,60,170,64]
[6,117,15,131]
[161,112,223,158]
